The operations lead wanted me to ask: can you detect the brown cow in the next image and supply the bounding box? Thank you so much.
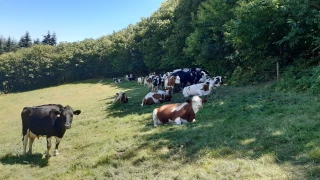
[164,75,180,89]
[141,87,173,106]
[152,96,207,127]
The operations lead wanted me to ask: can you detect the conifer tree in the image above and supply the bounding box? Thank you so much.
[42,31,57,46]
[0,36,5,54]
[42,31,52,45]
[50,32,57,46]
[33,38,41,45]
[18,31,32,48]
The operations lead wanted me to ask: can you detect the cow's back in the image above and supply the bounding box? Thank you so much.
[22,104,63,136]
[156,103,181,123]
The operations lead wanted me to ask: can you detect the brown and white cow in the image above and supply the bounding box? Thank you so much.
[152,96,207,127]
[141,87,173,106]
[145,76,154,91]
[182,77,220,97]
[164,75,180,89]
[113,92,129,103]
[137,77,144,85]
[143,76,149,87]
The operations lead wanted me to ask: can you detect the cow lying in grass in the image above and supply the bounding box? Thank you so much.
[182,77,222,97]
[141,88,173,106]
[152,96,207,127]
[113,92,128,103]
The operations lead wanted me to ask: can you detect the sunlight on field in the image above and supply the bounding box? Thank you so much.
[0,80,320,179]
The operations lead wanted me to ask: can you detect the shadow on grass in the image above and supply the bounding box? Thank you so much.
[104,80,188,118]
[0,153,49,167]
[155,87,320,160]
[105,85,320,178]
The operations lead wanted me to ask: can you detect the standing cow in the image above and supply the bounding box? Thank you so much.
[21,104,81,157]
[152,96,207,127]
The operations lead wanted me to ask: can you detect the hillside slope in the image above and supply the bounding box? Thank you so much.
[0,79,319,179]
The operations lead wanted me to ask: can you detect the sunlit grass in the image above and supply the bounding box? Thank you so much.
[0,79,320,179]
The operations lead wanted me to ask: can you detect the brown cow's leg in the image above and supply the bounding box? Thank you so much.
[54,137,61,156]
[46,137,52,157]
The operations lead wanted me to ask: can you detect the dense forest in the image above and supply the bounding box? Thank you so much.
[0,0,319,93]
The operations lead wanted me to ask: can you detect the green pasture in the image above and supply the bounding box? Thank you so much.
[0,79,320,179]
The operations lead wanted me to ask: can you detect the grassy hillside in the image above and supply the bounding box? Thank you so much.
[0,79,320,179]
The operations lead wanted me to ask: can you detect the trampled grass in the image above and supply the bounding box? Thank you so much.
[0,79,320,179]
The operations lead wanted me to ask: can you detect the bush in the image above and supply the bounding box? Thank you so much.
[273,66,320,94]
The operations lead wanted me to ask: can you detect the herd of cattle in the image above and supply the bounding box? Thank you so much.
[21,68,223,157]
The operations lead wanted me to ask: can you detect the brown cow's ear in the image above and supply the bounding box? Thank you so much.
[202,99,208,103]
[186,99,192,103]
[73,110,81,115]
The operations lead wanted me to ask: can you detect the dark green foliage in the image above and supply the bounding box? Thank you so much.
[273,64,320,94]
[1,0,320,92]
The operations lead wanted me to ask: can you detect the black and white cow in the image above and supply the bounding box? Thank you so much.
[113,77,122,83]
[151,75,162,92]
[170,68,211,90]
[21,104,81,157]
[125,74,135,81]
[198,76,223,86]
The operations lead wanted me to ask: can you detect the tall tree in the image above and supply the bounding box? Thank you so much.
[42,31,57,46]
[5,36,17,52]
[42,31,52,45]
[185,0,237,75]
[51,32,57,46]
[0,36,5,55]
[163,0,205,68]
[18,31,32,48]
[33,38,41,45]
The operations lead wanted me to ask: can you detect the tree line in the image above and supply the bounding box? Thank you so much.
[0,0,319,93]
[0,31,57,55]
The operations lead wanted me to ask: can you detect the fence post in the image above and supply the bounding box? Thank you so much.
[277,61,279,80]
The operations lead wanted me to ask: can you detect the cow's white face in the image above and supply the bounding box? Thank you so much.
[115,92,124,102]
[175,76,181,84]
[192,96,203,113]
[206,77,220,87]
[214,76,223,87]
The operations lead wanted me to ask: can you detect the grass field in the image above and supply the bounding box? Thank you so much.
[0,79,320,179]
